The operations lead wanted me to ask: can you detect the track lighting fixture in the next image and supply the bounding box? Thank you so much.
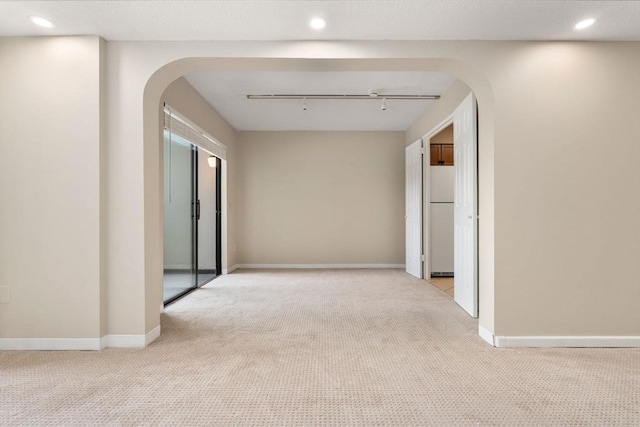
[247,91,439,113]
[248,93,439,101]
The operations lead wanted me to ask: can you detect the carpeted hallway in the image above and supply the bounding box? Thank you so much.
[1,269,638,426]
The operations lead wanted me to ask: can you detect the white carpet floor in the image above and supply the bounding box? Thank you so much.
[1,269,639,426]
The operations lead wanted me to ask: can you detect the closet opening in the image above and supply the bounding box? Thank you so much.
[406,92,478,317]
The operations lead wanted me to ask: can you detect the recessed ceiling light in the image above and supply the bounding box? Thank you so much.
[575,18,596,30]
[29,15,54,28]
[309,18,327,30]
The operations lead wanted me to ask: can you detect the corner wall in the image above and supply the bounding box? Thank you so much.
[0,37,104,347]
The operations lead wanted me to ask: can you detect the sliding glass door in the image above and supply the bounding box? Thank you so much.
[163,130,221,304]
[163,131,196,302]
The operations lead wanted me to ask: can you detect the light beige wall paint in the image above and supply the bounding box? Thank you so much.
[236,131,405,265]
[106,42,147,336]
[99,37,108,337]
[0,36,104,339]
[406,80,472,145]
[492,43,639,336]
[430,124,453,144]
[106,40,638,342]
[162,78,237,150]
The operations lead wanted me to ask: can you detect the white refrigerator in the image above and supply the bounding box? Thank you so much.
[430,166,454,276]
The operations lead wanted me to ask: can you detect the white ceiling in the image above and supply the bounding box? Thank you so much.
[185,70,457,131]
[0,1,638,41]
[2,1,637,131]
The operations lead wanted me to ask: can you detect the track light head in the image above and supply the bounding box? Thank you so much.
[381,98,387,111]
[302,97,308,111]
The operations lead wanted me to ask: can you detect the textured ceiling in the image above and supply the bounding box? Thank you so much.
[184,70,457,131]
[1,1,638,41]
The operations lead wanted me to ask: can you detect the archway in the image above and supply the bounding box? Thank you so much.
[140,56,495,344]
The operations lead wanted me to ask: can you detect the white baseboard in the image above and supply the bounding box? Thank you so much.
[105,325,161,348]
[145,325,161,345]
[235,264,406,269]
[0,337,103,351]
[1,326,162,351]
[490,334,640,348]
[478,325,495,346]
[223,264,238,274]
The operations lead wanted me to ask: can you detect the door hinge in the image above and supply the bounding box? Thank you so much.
[421,254,426,262]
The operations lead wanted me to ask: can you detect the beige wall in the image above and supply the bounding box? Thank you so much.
[490,43,639,336]
[0,37,104,340]
[236,131,405,265]
[162,78,237,154]
[99,37,107,337]
[406,80,472,145]
[429,124,453,144]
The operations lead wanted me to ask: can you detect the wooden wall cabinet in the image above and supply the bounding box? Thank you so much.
[430,144,454,166]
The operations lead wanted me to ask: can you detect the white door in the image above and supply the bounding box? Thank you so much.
[406,139,423,278]
[453,93,478,317]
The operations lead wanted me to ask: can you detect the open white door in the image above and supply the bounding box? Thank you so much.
[405,139,423,278]
[422,137,431,280]
[453,93,478,317]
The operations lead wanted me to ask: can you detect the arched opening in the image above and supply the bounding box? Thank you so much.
[141,57,495,343]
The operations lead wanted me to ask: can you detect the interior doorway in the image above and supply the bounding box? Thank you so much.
[426,123,455,297]
[406,92,478,317]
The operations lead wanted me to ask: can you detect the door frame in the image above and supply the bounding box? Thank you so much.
[214,156,222,278]
[421,98,478,316]
[422,116,454,281]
